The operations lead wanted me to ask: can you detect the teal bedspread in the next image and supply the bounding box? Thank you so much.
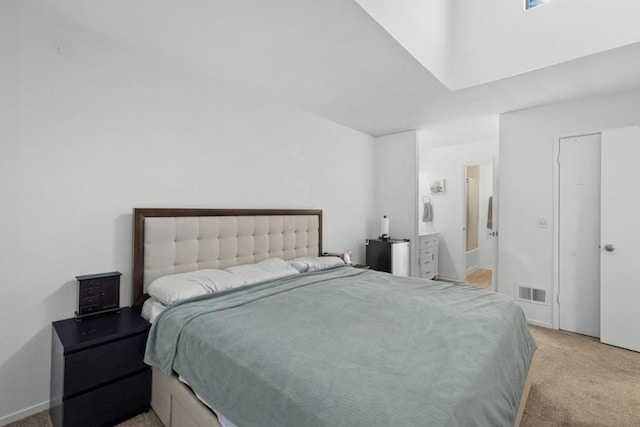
[145,267,535,427]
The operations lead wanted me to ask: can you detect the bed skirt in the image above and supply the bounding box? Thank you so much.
[151,366,221,427]
[151,352,535,427]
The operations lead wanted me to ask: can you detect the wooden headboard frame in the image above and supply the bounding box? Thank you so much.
[132,208,323,309]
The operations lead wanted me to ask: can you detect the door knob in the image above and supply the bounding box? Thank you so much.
[604,244,615,252]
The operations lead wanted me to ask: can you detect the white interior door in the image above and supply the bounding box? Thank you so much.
[600,126,640,352]
[558,134,601,337]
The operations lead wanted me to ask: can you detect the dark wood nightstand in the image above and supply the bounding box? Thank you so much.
[50,307,151,427]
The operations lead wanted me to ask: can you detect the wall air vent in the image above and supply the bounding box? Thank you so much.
[518,286,532,300]
[532,288,546,303]
[518,285,548,305]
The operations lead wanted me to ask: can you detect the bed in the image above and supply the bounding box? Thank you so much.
[133,208,535,427]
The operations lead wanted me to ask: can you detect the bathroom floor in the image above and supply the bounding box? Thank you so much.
[465,268,492,290]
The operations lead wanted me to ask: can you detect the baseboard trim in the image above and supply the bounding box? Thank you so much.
[0,400,49,426]
[527,319,554,329]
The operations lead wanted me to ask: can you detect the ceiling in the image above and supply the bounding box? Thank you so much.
[35,0,640,141]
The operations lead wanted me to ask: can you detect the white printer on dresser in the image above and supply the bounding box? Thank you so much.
[418,232,439,279]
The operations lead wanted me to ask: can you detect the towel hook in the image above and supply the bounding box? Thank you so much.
[422,196,431,203]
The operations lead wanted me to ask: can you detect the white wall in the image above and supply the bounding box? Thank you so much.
[453,0,640,89]
[0,5,376,423]
[419,138,498,282]
[499,88,640,327]
[356,0,640,90]
[374,131,418,276]
[354,0,453,87]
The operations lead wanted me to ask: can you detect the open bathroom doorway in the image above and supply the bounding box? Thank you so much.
[464,164,494,290]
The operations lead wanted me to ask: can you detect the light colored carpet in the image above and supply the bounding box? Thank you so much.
[6,409,162,427]
[522,326,640,426]
[10,326,640,426]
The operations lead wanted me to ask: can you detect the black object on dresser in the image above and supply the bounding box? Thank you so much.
[50,307,151,427]
[75,271,121,318]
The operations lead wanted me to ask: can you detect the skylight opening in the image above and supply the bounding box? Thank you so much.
[526,0,550,10]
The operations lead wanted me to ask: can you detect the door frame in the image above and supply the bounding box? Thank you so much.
[461,165,468,282]
[461,161,496,290]
[552,130,602,330]
[491,156,499,292]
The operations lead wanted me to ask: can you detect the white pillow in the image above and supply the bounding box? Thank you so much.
[225,258,299,285]
[288,256,345,273]
[147,269,247,306]
[141,297,167,323]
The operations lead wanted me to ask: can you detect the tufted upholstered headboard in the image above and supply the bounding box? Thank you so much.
[132,208,322,308]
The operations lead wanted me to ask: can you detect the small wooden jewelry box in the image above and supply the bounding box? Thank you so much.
[75,271,121,319]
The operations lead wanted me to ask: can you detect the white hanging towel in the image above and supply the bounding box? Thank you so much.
[423,201,433,222]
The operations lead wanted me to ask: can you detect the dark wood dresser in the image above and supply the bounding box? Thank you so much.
[50,308,151,427]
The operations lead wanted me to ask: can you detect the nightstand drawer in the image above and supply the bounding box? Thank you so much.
[63,368,151,427]
[64,331,148,397]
